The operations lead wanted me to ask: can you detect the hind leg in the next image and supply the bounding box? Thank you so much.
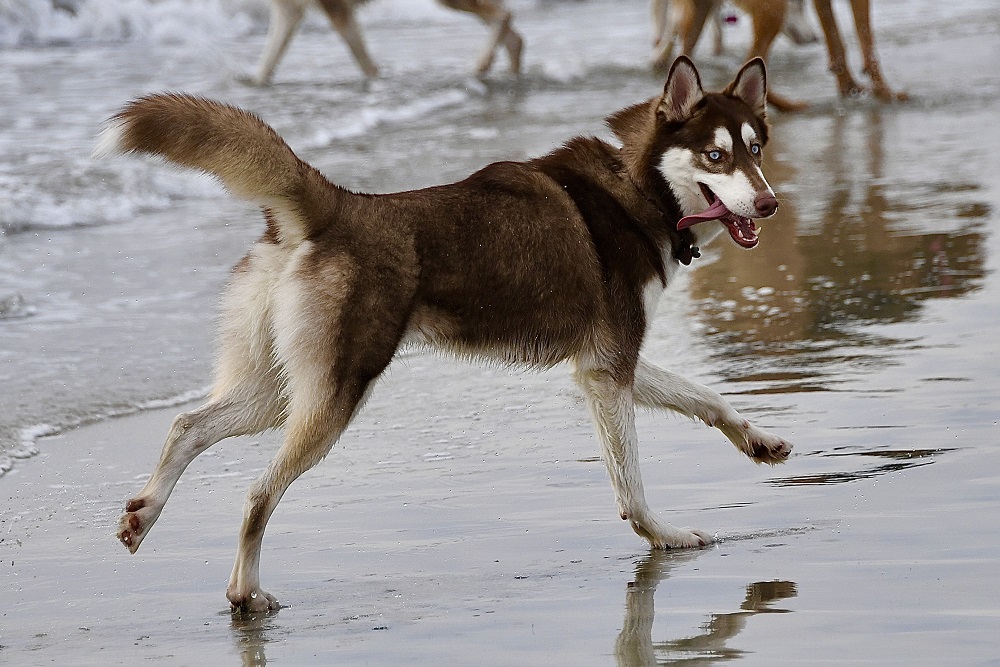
[254,0,307,84]
[225,257,410,612]
[574,363,713,550]
[118,369,286,553]
[226,375,375,612]
[439,0,522,76]
[119,258,287,552]
[317,0,379,78]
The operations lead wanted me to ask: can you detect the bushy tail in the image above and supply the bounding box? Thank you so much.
[95,93,338,245]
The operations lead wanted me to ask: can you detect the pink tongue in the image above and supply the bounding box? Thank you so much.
[677,198,730,230]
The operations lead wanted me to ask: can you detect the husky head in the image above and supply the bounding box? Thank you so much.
[609,56,777,251]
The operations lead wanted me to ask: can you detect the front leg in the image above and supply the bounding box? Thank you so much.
[848,0,908,102]
[574,365,713,549]
[812,0,866,98]
[633,357,792,464]
[253,0,306,85]
[317,0,379,78]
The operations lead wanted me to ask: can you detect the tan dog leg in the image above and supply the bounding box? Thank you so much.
[316,0,379,77]
[734,0,811,111]
[255,0,307,84]
[440,0,523,76]
[848,0,907,101]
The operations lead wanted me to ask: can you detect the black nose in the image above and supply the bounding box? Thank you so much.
[755,192,778,217]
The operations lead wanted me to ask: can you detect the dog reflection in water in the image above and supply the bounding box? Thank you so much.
[616,551,797,664]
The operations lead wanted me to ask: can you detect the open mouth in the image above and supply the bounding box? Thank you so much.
[676,184,759,249]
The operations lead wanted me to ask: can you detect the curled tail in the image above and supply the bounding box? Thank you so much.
[95,93,338,245]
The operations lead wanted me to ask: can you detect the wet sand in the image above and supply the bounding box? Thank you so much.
[3,333,1000,664]
[3,0,1000,664]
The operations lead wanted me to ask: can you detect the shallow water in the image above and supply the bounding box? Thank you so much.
[1,0,1000,663]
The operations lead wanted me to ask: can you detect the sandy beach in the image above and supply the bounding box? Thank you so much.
[2,0,1000,664]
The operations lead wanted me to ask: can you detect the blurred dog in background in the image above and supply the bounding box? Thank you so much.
[651,0,905,110]
[253,0,522,84]
[651,0,817,70]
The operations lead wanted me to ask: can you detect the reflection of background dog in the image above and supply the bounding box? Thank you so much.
[254,0,522,85]
[651,0,906,110]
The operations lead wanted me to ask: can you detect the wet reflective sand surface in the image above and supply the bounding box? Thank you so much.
[2,0,999,664]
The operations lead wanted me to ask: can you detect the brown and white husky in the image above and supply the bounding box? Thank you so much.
[253,0,522,85]
[97,56,791,613]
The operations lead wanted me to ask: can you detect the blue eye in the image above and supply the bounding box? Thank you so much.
[708,150,722,161]
[750,143,761,155]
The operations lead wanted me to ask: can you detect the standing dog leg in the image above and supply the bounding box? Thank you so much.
[439,0,523,77]
[316,0,379,78]
[680,0,717,56]
[225,264,404,612]
[633,357,792,464]
[574,365,714,549]
[254,0,307,85]
[227,375,375,613]
[848,0,907,101]
[735,0,810,111]
[812,0,865,98]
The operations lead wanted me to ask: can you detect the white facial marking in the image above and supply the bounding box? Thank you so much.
[713,127,733,154]
[700,170,757,218]
[751,162,775,198]
[658,147,725,248]
[741,122,757,149]
[658,147,705,216]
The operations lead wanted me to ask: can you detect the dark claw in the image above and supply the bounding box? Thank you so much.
[126,498,145,512]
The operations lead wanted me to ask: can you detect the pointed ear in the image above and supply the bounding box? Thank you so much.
[657,56,704,123]
[726,58,768,119]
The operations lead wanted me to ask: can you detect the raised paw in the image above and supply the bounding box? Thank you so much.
[117,496,162,554]
[743,425,793,465]
[718,420,793,465]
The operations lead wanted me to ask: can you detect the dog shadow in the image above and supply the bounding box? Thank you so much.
[615,550,797,666]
